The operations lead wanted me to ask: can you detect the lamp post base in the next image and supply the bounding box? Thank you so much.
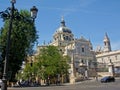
[1,79,7,90]
[70,76,75,84]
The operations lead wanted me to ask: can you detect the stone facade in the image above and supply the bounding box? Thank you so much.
[96,33,120,76]
[63,37,97,78]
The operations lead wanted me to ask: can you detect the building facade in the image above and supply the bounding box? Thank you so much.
[63,37,97,81]
[96,33,120,76]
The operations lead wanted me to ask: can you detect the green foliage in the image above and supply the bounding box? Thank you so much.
[20,46,70,82]
[35,46,70,80]
[22,63,32,80]
[0,10,38,81]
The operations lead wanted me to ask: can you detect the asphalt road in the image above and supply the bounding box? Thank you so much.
[7,79,120,90]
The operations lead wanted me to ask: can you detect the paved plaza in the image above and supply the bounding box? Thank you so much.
[7,78,120,90]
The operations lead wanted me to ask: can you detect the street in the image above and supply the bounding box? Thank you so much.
[8,79,120,90]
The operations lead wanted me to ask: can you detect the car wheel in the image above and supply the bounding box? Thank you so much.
[113,79,115,82]
[106,80,109,82]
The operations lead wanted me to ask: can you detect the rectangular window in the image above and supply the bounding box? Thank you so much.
[82,47,84,52]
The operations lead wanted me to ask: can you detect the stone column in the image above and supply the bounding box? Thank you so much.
[85,69,88,79]
[69,70,75,84]
[69,53,75,84]
[108,59,115,76]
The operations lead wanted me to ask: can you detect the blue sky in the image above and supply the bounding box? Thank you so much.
[0,0,120,50]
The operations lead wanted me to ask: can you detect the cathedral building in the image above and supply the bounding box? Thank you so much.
[36,17,97,82]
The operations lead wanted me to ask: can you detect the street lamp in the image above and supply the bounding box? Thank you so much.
[0,0,38,90]
[30,6,38,22]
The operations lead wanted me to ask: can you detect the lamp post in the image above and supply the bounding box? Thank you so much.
[0,0,38,90]
[1,1,15,90]
[0,52,2,78]
[30,6,38,22]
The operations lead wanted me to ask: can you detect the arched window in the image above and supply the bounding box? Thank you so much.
[66,36,69,40]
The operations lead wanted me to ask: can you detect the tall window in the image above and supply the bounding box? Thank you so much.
[115,56,117,60]
[82,47,84,52]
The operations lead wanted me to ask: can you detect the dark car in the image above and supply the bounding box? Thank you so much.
[101,76,115,83]
[0,79,2,88]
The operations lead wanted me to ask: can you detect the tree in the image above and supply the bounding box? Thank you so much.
[34,46,70,83]
[0,10,38,81]
[21,63,32,80]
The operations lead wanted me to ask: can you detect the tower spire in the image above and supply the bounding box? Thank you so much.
[104,32,109,40]
[61,16,65,27]
[103,33,111,52]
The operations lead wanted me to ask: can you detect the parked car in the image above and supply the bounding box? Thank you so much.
[0,79,2,88]
[101,76,115,83]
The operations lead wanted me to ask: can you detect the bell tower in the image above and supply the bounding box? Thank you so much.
[103,33,111,52]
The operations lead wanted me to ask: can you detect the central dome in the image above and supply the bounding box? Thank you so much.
[56,17,72,33]
[57,26,72,33]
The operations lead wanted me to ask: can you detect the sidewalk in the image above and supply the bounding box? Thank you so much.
[62,78,97,86]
